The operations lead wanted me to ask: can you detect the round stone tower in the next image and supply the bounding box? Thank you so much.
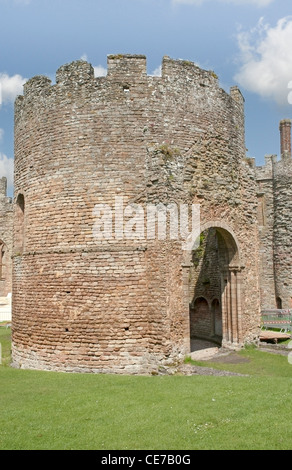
[12,55,261,374]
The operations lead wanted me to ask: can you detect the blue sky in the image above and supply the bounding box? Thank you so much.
[0,0,291,196]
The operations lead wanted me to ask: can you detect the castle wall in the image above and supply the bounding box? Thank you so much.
[13,57,152,373]
[273,157,292,308]
[255,119,292,311]
[255,156,277,309]
[0,177,13,297]
[12,55,261,374]
[144,58,260,345]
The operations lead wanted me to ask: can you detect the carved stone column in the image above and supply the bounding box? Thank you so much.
[221,266,244,348]
[221,268,230,345]
[182,263,192,353]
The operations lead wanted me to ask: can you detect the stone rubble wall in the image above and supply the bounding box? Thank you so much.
[0,177,13,297]
[273,157,292,308]
[255,156,277,309]
[12,55,261,373]
[255,152,292,310]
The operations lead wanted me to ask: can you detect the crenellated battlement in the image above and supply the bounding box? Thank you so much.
[0,176,7,197]
[56,60,95,86]
[0,177,12,206]
[256,152,292,181]
[23,75,52,97]
[255,155,277,181]
[16,54,243,110]
[161,55,216,83]
[107,54,147,79]
[274,155,292,177]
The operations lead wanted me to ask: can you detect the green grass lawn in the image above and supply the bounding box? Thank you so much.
[1,327,292,450]
[0,325,11,367]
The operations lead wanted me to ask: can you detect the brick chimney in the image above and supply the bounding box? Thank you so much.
[279,119,292,158]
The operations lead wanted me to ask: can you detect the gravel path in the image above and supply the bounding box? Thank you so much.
[177,364,248,377]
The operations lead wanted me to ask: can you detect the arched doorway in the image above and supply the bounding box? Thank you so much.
[190,297,209,339]
[186,223,243,348]
[276,297,282,309]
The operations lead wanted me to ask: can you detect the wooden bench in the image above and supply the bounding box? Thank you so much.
[261,309,292,334]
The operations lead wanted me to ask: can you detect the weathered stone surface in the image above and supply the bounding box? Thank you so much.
[0,177,13,297]
[9,54,290,374]
[255,120,292,310]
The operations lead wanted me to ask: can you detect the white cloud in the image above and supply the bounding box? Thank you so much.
[0,73,27,106]
[0,154,14,192]
[234,17,292,106]
[150,66,162,77]
[79,54,107,77]
[172,0,274,5]
[94,65,107,77]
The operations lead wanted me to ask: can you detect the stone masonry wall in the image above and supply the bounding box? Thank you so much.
[0,177,13,297]
[189,229,222,339]
[255,120,292,311]
[12,55,261,374]
[255,156,277,309]
[273,157,292,308]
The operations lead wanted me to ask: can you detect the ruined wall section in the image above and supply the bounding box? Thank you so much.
[13,55,261,373]
[189,229,222,339]
[0,177,13,296]
[144,57,260,343]
[273,156,292,308]
[255,117,292,311]
[255,156,277,309]
[236,157,260,336]
[13,57,152,373]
